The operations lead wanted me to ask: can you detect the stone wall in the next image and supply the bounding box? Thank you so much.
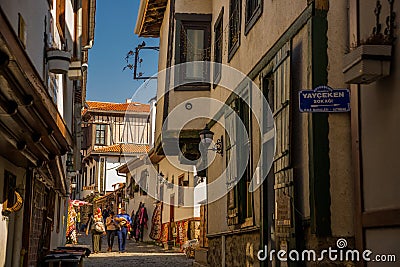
[302,226,356,267]
[208,230,260,267]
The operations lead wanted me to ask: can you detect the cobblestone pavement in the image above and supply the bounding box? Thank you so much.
[75,233,194,267]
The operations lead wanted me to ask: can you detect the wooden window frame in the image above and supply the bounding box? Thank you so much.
[228,0,241,62]
[95,124,106,145]
[244,0,262,35]
[213,8,224,87]
[175,13,212,91]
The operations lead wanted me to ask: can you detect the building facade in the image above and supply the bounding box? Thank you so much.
[0,0,96,265]
[77,100,150,207]
[132,0,397,266]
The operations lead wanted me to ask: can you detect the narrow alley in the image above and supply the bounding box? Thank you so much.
[76,233,193,267]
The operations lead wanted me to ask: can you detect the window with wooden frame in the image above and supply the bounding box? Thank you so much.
[228,0,241,61]
[95,124,106,145]
[245,0,262,35]
[214,8,224,86]
[56,0,66,39]
[175,14,211,90]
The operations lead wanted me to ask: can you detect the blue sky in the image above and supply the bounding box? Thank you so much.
[87,0,159,104]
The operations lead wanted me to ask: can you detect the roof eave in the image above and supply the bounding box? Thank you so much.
[134,0,167,37]
[134,0,147,35]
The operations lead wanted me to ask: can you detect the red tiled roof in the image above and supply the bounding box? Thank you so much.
[93,143,149,154]
[84,101,150,113]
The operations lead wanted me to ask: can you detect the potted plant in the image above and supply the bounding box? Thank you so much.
[343,0,395,84]
[46,47,71,74]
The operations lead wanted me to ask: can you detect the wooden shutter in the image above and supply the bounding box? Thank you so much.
[273,42,296,252]
[225,105,239,225]
[236,95,251,223]
[226,92,252,225]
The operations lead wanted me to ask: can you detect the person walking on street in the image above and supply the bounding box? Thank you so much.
[115,208,132,253]
[105,211,118,252]
[86,208,106,253]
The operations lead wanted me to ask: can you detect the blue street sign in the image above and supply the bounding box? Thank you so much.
[299,86,350,113]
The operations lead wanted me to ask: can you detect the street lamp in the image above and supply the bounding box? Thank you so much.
[199,125,223,156]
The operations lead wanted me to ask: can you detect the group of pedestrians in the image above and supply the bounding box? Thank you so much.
[86,206,132,253]
[85,204,148,253]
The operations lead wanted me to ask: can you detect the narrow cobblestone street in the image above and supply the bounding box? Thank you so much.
[75,233,193,267]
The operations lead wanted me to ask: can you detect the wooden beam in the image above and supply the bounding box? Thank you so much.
[362,208,400,228]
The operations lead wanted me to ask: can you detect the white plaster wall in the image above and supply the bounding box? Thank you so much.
[104,156,138,192]
[105,161,126,192]
[0,0,49,79]
[158,159,196,223]
[1,0,75,131]
[65,0,75,43]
